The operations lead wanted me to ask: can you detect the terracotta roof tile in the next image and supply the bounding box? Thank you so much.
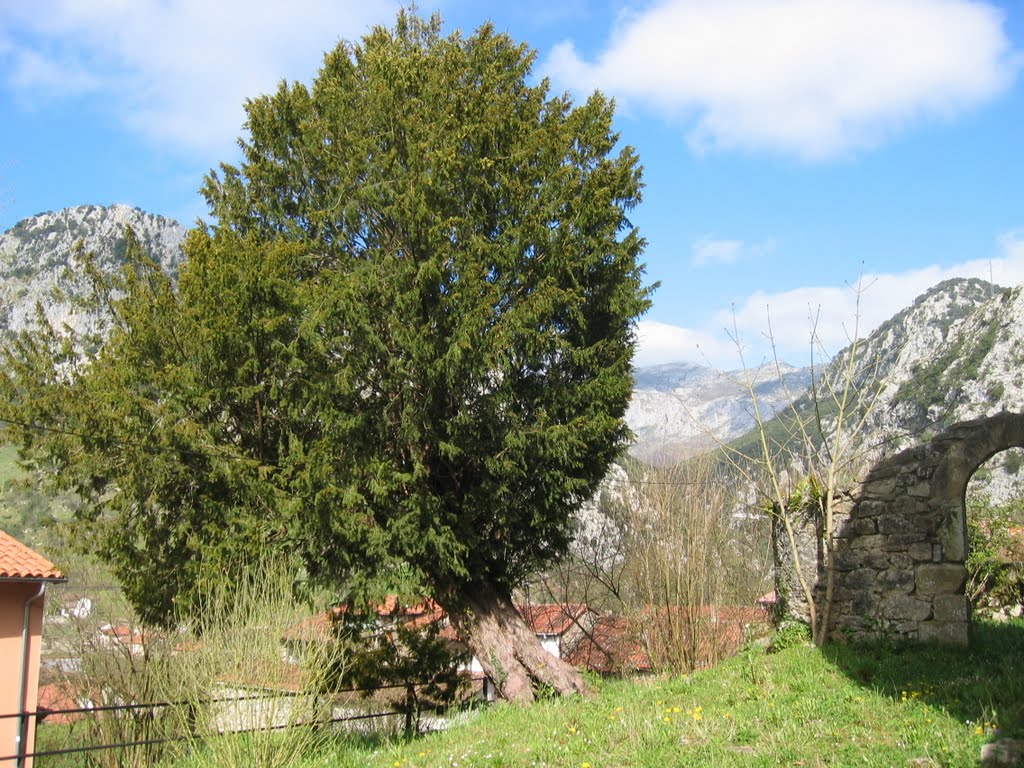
[516,603,589,636]
[0,529,65,580]
[564,615,652,674]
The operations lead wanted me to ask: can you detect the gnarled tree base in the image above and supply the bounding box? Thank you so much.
[447,584,590,703]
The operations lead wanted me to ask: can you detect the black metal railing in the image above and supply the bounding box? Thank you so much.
[0,675,491,765]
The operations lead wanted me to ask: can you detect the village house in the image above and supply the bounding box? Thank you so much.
[0,530,65,768]
[284,597,768,682]
[516,602,595,659]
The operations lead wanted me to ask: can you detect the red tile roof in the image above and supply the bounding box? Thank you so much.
[0,529,65,580]
[37,684,87,724]
[517,603,589,636]
[564,615,652,674]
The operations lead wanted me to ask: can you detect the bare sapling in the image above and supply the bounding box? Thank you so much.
[721,277,888,645]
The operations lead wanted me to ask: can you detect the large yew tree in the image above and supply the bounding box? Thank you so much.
[0,13,650,700]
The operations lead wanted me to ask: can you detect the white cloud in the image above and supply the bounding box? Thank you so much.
[692,237,774,267]
[639,232,1024,368]
[1,0,399,155]
[692,238,742,267]
[635,320,735,368]
[6,48,101,95]
[547,0,1019,159]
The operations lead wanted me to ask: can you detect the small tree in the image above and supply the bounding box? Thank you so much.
[330,618,468,736]
[722,283,887,645]
[1,11,651,701]
[623,456,771,672]
[536,456,771,674]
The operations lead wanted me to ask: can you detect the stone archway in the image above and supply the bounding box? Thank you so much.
[774,412,1024,646]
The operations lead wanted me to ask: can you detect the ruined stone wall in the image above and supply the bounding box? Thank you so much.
[774,412,1024,646]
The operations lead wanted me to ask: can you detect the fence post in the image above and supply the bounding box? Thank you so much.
[404,683,419,737]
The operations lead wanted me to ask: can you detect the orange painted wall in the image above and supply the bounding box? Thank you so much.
[0,582,46,767]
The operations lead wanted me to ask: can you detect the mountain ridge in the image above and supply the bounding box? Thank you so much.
[2,206,1021,496]
[0,204,186,340]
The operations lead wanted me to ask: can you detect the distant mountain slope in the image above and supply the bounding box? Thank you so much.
[880,280,1023,436]
[720,277,1024,502]
[3,207,1020,501]
[806,277,1019,454]
[0,204,186,340]
[626,361,813,463]
[866,280,1024,500]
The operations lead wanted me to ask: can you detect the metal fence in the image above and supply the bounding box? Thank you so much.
[0,676,491,766]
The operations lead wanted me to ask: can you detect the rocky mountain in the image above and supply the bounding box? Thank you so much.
[0,204,186,340]
[723,277,1024,503]
[1,207,1021,501]
[626,361,813,463]
[863,278,1023,442]
[791,277,1017,447]
[861,279,1024,501]
[622,280,1021,468]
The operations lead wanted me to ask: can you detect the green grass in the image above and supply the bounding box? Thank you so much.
[35,619,1023,767]
[311,618,1024,768]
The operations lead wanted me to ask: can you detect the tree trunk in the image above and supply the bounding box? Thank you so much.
[445,583,590,703]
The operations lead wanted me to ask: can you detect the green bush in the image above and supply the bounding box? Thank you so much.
[767,620,812,653]
[967,497,1024,614]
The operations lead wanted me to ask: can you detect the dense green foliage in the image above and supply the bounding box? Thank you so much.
[0,12,650,624]
[332,620,469,730]
[967,496,1024,612]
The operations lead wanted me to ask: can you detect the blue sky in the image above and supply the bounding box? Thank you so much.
[2,0,1023,369]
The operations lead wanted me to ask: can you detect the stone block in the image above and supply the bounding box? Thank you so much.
[889,553,912,570]
[908,481,931,497]
[852,591,880,615]
[845,568,877,590]
[939,518,967,562]
[876,568,915,594]
[834,550,861,571]
[891,620,918,636]
[881,594,932,622]
[908,542,932,562]
[878,515,919,535]
[863,551,890,570]
[981,739,1024,767]
[916,564,967,596]
[933,594,970,622]
[882,533,928,549]
[850,517,878,535]
[850,534,885,550]
[858,501,887,518]
[917,620,969,647]
[862,477,897,497]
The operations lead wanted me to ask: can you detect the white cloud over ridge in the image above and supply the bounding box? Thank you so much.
[548,0,1019,159]
[639,233,1024,368]
[1,0,398,156]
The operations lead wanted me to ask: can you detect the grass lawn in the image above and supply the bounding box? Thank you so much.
[310,617,1024,768]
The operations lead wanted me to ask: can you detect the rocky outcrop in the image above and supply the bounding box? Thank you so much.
[0,204,186,342]
[626,362,812,463]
